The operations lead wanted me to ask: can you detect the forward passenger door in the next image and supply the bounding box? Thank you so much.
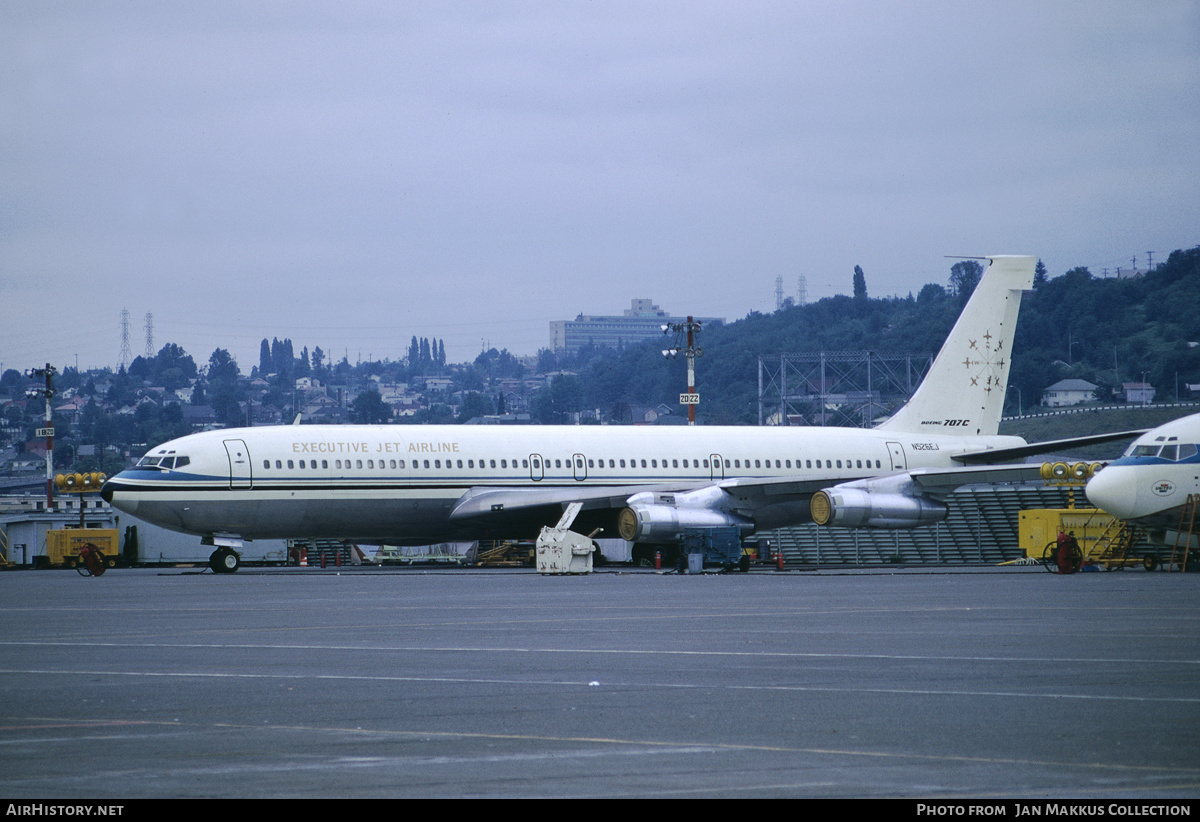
[223,439,252,489]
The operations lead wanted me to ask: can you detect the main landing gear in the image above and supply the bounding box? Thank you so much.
[209,547,241,574]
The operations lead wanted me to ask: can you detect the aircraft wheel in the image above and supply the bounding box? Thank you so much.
[631,544,654,567]
[210,548,241,574]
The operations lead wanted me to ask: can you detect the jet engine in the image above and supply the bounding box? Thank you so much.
[617,488,752,544]
[810,475,947,529]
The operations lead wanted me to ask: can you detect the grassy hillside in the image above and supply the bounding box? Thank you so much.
[999,404,1200,459]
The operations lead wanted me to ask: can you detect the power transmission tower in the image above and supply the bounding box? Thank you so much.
[775,275,784,310]
[119,308,132,370]
[797,275,807,306]
[144,312,154,357]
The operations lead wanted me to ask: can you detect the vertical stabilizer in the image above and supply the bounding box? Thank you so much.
[877,255,1034,436]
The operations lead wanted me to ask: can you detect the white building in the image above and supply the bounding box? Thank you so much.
[1041,379,1097,407]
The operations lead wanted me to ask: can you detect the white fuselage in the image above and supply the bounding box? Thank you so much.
[103,423,1021,544]
[101,256,1039,548]
[1085,413,1200,528]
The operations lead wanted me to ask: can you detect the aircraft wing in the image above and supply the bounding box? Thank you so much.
[711,464,1048,501]
[952,429,1147,464]
[448,463,1054,539]
[448,482,710,522]
[906,463,1048,495]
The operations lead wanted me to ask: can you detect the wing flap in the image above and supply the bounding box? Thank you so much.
[448,483,707,521]
[908,463,1046,494]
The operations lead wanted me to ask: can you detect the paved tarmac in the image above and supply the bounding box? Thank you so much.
[1,564,1198,799]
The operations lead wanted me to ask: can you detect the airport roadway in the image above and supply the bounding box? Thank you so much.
[1,564,1198,799]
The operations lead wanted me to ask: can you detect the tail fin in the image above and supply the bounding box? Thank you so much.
[877,255,1034,437]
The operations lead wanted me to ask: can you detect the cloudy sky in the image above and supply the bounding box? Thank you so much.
[3,1,1198,376]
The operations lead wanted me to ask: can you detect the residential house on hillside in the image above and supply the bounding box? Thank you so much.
[1041,379,1097,407]
[1118,382,1156,404]
[301,394,348,424]
[182,405,217,429]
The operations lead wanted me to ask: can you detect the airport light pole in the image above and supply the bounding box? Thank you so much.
[26,364,56,507]
[662,317,702,425]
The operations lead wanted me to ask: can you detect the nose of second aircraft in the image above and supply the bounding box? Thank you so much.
[1085,466,1138,521]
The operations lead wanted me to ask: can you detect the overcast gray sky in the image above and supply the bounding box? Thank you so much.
[3,1,1198,376]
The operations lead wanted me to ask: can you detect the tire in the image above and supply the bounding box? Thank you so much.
[1043,540,1082,574]
[209,547,241,574]
[1143,553,1159,572]
[1042,542,1059,573]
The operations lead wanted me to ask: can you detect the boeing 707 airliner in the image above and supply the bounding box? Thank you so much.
[102,256,1140,571]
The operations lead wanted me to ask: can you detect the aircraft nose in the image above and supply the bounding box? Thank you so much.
[100,475,137,514]
[1085,467,1136,520]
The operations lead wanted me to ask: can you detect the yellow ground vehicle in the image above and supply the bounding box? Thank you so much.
[1019,509,1144,572]
[44,529,119,569]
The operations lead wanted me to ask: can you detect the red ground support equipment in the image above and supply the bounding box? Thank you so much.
[76,542,106,577]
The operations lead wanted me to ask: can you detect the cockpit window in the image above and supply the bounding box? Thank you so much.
[1129,442,1199,461]
[135,454,189,469]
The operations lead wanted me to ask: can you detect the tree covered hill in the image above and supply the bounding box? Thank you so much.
[2,246,1196,472]
[567,246,1200,424]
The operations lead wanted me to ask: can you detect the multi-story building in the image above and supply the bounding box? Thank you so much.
[549,299,723,356]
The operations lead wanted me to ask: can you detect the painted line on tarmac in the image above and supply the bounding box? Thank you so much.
[2,638,1198,668]
[2,666,1199,704]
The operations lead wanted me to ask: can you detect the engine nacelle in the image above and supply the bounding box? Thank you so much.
[810,487,947,529]
[617,505,752,543]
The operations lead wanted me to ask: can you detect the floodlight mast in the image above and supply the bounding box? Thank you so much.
[662,317,702,425]
[26,364,56,506]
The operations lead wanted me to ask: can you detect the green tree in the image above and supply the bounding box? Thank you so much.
[350,389,392,424]
[853,265,867,300]
[1033,259,1047,289]
[532,374,583,423]
[456,392,494,423]
[949,260,983,302]
[259,339,272,376]
[207,348,240,386]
